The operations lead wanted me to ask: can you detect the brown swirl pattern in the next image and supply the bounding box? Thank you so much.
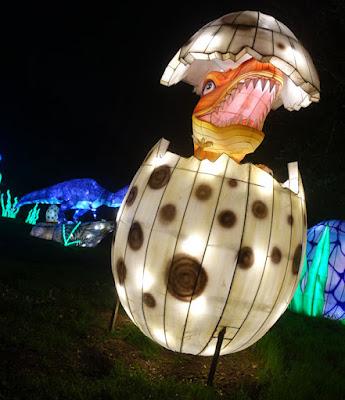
[167,255,207,301]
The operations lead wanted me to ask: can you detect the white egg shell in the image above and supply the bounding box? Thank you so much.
[111,138,307,356]
[46,204,59,223]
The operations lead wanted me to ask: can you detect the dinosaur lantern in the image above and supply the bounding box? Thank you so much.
[17,179,128,222]
[112,11,320,356]
[161,10,319,162]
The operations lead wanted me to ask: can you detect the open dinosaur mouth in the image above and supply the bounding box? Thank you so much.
[192,59,285,161]
[197,75,282,131]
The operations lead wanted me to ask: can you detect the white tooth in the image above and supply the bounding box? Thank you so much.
[275,83,281,94]
[269,79,276,93]
[252,78,259,88]
[263,80,270,92]
[245,79,251,89]
[248,80,255,91]
[270,85,276,98]
[256,79,263,91]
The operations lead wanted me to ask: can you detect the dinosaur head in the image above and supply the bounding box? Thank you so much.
[192,58,283,162]
[160,11,320,163]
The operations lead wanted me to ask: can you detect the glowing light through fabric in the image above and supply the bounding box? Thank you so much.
[112,139,307,356]
[290,221,345,322]
[112,10,318,356]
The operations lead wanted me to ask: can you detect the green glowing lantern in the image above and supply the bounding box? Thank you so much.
[25,203,41,225]
[1,189,20,219]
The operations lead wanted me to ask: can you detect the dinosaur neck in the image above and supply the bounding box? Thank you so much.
[105,191,124,208]
[104,191,115,207]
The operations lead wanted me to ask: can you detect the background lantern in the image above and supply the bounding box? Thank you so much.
[290,220,345,322]
[111,10,319,356]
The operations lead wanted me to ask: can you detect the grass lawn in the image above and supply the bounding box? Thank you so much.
[1,217,345,399]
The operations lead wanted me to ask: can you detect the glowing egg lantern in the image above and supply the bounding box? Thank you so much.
[46,205,59,223]
[111,11,320,356]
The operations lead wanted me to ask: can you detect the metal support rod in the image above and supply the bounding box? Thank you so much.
[207,327,226,387]
[109,292,120,332]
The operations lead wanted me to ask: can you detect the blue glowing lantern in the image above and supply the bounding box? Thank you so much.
[290,220,345,322]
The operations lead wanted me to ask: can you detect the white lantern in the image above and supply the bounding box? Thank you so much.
[46,204,59,223]
[111,10,318,356]
[112,138,306,355]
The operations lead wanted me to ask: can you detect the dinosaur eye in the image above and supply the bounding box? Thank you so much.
[202,80,216,95]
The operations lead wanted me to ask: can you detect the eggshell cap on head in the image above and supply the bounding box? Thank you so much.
[160,11,320,111]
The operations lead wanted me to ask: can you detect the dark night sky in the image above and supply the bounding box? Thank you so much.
[0,1,345,226]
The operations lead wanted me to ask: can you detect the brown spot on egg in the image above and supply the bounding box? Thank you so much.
[238,23,256,30]
[288,215,294,226]
[128,222,144,250]
[148,165,171,189]
[277,42,285,49]
[293,244,303,274]
[195,184,212,201]
[116,258,127,285]
[167,255,207,301]
[143,293,156,308]
[218,210,236,228]
[126,186,138,206]
[228,178,238,188]
[252,200,268,219]
[159,204,176,223]
[271,247,282,264]
[238,247,254,269]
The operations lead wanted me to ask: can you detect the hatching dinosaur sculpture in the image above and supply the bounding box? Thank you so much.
[17,178,128,222]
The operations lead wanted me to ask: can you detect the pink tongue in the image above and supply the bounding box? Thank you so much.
[199,79,277,130]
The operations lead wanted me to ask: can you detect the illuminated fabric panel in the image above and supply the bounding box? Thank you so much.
[112,139,307,355]
[290,220,345,321]
[160,10,320,111]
